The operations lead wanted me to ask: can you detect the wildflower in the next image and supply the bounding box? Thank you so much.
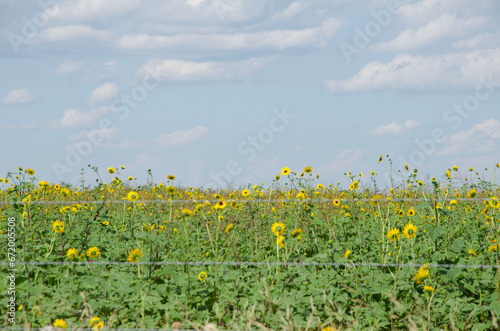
[127,249,142,263]
[127,176,133,181]
[52,220,65,234]
[271,222,285,236]
[489,244,499,253]
[86,246,101,259]
[405,164,409,171]
[275,175,280,181]
[143,223,155,231]
[413,264,430,284]
[304,166,312,173]
[371,171,375,176]
[225,224,233,233]
[181,208,193,217]
[344,250,351,258]
[445,170,451,178]
[467,189,476,198]
[198,271,208,281]
[292,228,302,239]
[277,235,285,248]
[167,175,176,180]
[424,285,434,293]
[79,253,86,260]
[322,326,336,331]
[25,168,35,175]
[403,223,417,239]
[469,167,474,172]
[241,189,250,197]
[387,228,400,242]
[332,199,341,207]
[66,248,78,260]
[407,208,415,217]
[90,317,101,327]
[316,183,324,190]
[488,198,500,209]
[281,167,291,176]
[102,221,109,225]
[108,167,115,174]
[38,180,50,189]
[54,319,67,329]
[452,166,458,171]
[215,200,227,210]
[127,191,139,202]
[378,155,382,163]
[468,249,476,256]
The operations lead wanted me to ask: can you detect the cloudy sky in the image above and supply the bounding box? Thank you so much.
[1,0,499,189]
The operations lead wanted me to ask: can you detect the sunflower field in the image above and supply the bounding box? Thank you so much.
[2,161,500,330]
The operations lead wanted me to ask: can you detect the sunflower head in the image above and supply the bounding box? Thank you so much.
[281,167,291,176]
[198,271,208,281]
[271,222,286,236]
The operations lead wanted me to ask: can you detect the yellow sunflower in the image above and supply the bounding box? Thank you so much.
[86,246,101,259]
[386,228,400,242]
[127,191,139,202]
[281,167,291,176]
[127,249,142,263]
[66,248,78,260]
[198,271,208,281]
[52,220,65,234]
[403,223,417,239]
[413,264,430,284]
[271,222,286,236]
[53,319,67,329]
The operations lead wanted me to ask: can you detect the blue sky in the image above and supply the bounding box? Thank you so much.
[1,0,500,189]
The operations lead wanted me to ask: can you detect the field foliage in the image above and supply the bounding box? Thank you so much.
[2,161,500,330]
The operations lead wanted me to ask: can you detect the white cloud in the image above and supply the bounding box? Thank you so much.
[438,119,500,156]
[69,127,119,142]
[396,0,488,25]
[88,83,119,105]
[52,106,114,129]
[54,0,140,22]
[2,88,35,105]
[186,0,207,7]
[34,25,111,42]
[453,30,500,49]
[372,13,488,52]
[54,60,82,75]
[137,56,276,81]
[317,149,363,175]
[153,126,208,149]
[325,48,500,93]
[368,120,420,136]
[268,1,312,21]
[104,60,117,70]
[117,18,342,50]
